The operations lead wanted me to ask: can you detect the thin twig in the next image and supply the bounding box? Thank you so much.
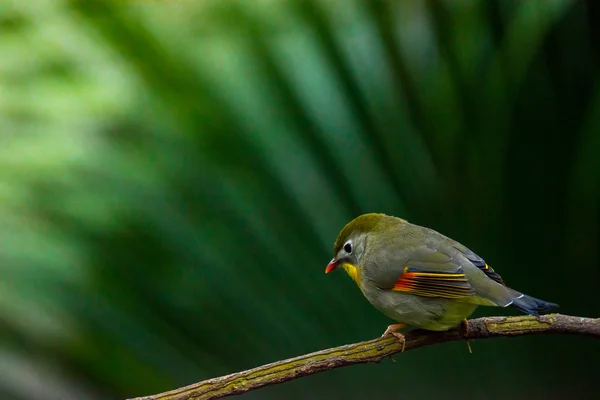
[129,314,599,400]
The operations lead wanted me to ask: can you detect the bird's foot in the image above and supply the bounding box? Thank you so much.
[381,323,407,352]
[461,319,473,354]
[388,331,406,353]
[461,319,469,337]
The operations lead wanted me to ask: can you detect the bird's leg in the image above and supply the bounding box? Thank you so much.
[462,319,473,354]
[381,323,407,352]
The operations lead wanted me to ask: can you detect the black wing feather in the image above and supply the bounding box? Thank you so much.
[447,239,505,285]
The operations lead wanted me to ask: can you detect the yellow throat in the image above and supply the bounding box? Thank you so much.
[341,262,361,286]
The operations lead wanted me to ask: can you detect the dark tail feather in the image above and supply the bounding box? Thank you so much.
[509,290,559,316]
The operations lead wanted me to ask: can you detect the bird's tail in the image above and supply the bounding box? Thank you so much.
[508,289,558,316]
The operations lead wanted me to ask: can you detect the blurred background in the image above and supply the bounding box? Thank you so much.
[1,0,598,399]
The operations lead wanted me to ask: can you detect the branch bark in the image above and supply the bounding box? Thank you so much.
[129,313,599,400]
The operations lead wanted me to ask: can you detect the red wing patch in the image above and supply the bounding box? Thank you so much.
[393,267,476,299]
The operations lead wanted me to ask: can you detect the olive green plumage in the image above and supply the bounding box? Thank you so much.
[326,213,558,332]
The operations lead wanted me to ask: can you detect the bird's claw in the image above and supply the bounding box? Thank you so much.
[461,319,469,338]
[381,324,407,352]
[461,319,473,354]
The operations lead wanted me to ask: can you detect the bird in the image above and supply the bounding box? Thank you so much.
[325,213,558,351]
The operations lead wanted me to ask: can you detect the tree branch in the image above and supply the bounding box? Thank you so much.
[129,314,599,400]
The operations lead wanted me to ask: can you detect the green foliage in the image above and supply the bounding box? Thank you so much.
[0,1,598,399]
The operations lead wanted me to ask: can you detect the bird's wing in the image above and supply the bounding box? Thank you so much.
[388,245,477,299]
[381,241,515,307]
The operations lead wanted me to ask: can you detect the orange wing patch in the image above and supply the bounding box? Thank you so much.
[393,266,476,299]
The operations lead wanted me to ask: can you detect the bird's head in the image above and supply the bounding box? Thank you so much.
[325,213,401,282]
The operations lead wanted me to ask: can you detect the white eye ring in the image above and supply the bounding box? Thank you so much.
[343,240,352,254]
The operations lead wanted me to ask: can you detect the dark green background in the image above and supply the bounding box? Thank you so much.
[1,1,598,399]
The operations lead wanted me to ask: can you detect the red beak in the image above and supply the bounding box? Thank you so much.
[325,258,340,274]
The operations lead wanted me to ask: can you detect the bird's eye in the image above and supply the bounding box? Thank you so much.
[344,241,352,253]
